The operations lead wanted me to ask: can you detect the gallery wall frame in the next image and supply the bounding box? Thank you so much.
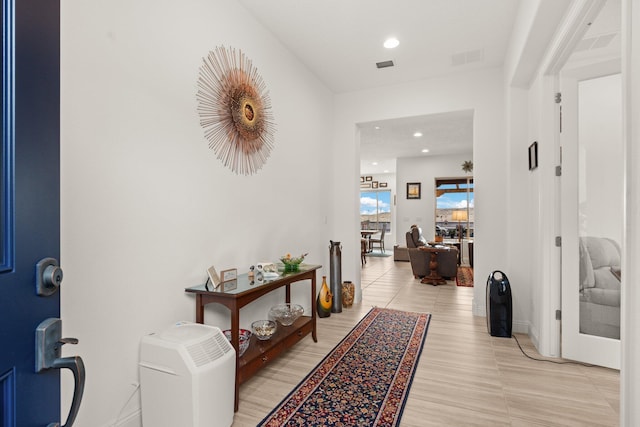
[407,182,421,199]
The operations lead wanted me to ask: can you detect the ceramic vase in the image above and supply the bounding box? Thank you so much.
[341,281,354,308]
[317,275,332,318]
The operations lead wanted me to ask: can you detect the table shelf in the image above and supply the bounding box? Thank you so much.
[238,316,313,383]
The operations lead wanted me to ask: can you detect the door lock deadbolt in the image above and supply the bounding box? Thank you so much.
[36,258,63,297]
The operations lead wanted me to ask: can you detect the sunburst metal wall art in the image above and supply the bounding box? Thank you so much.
[196,46,275,175]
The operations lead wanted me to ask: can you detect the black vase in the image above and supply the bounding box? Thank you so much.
[329,240,342,313]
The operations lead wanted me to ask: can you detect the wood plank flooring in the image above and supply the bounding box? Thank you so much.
[232,255,620,426]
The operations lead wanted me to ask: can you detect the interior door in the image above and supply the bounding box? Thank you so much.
[560,61,622,369]
[0,0,65,425]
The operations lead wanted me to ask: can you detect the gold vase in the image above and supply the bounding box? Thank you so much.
[317,276,332,318]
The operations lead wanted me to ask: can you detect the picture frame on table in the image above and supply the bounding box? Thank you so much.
[206,265,221,290]
[365,176,373,182]
[379,182,387,188]
[220,268,237,283]
[372,181,379,189]
[407,182,421,199]
[360,183,372,189]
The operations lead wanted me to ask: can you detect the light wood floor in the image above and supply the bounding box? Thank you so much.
[232,255,620,426]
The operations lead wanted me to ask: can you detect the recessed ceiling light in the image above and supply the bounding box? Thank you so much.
[374,126,381,130]
[413,132,423,137]
[422,149,430,153]
[372,162,378,166]
[383,170,389,173]
[384,38,400,49]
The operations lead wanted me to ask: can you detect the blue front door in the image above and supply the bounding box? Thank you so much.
[0,0,61,425]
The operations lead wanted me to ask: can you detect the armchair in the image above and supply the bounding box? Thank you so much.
[579,236,620,339]
[406,227,458,279]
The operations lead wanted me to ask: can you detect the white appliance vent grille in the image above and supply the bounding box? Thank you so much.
[186,335,229,367]
[215,332,232,353]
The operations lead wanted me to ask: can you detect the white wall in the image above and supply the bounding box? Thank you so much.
[332,68,507,314]
[396,153,473,243]
[61,1,333,425]
[503,0,575,355]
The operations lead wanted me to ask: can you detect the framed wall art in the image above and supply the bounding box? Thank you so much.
[528,141,538,170]
[407,182,421,199]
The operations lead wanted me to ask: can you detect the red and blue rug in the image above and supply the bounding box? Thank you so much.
[456,266,474,287]
[258,307,431,427]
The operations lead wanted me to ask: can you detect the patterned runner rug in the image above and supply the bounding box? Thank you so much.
[258,307,431,427]
[456,266,474,287]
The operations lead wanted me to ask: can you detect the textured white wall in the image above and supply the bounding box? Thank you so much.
[60,1,333,425]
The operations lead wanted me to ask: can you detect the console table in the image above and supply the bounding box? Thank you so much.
[185,264,320,411]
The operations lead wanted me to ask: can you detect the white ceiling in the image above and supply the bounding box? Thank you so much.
[238,0,618,175]
[238,0,521,94]
[357,110,474,175]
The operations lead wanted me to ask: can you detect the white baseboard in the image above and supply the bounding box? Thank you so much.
[512,319,529,334]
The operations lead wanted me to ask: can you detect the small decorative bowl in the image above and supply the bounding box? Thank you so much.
[269,303,304,326]
[222,329,251,357]
[251,320,277,340]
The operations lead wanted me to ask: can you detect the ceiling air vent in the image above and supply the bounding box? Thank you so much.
[451,49,484,67]
[376,60,394,69]
[574,33,617,52]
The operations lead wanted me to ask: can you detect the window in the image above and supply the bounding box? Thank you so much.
[360,190,391,232]
[435,178,473,239]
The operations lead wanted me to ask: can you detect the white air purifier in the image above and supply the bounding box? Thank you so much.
[139,321,235,427]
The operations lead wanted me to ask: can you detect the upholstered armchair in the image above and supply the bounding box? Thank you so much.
[579,236,621,339]
[406,227,458,279]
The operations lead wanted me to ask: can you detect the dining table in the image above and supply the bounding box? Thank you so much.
[360,229,380,238]
[360,230,380,253]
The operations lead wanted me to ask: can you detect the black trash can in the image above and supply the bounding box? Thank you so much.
[486,270,512,337]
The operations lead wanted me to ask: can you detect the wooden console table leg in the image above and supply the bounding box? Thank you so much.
[195,294,204,324]
[311,274,317,342]
[230,308,240,412]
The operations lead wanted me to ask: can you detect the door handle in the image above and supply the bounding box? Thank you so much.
[36,318,86,427]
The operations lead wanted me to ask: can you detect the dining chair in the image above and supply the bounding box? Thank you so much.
[369,227,386,253]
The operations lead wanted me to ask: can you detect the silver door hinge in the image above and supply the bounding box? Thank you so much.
[555,92,562,103]
[555,165,562,176]
[556,309,561,320]
[555,236,562,247]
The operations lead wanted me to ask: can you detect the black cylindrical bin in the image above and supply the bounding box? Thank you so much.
[486,270,512,337]
[329,241,342,313]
